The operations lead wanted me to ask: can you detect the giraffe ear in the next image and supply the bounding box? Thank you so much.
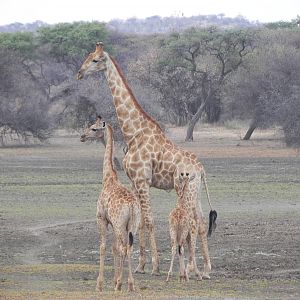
[95,42,104,54]
[189,174,196,182]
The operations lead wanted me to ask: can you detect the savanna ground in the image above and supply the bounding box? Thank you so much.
[0,124,299,300]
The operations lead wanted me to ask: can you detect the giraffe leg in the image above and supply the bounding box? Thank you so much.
[115,239,126,291]
[189,231,202,281]
[186,234,195,274]
[135,212,146,274]
[166,237,176,282]
[96,217,108,292]
[136,182,160,275]
[198,217,211,279]
[144,208,160,275]
[112,238,119,286]
[127,238,135,291]
[178,245,188,282]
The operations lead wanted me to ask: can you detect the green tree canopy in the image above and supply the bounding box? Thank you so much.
[38,22,110,63]
[155,27,255,140]
[0,32,36,59]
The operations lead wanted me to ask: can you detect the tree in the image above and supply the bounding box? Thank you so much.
[129,46,195,126]
[158,27,255,140]
[37,22,114,131]
[0,49,52,145]
[224,28,300,144]
[38,22,110,69]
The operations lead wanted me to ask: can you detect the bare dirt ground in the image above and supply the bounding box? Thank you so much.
[0,125,299,299]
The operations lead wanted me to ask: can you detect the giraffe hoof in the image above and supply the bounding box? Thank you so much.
[95,284,103,292]
[202,273,211,280]
[114,282,122,291]
[196,274,203,281]
[128,282,135,292]
[151,270,160,276]
[96,278,103,292]
[179,275,188,283]
[134,268,145,274]
[135,264,146,274]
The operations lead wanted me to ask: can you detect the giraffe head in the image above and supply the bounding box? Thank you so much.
[80,116,106,142]
[77,42,107,80]
[178,171,196,197]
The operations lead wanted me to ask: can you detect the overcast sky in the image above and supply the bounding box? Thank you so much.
[1,0,299,26]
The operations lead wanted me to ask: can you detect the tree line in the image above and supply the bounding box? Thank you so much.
[0,20,299,146]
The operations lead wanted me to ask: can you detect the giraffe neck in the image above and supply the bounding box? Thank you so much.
[102,125,117,181]
[177,182,191,208]
[104,53,162,144]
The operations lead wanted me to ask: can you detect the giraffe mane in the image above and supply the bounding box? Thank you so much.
[109,55,163,132]
[104,124,118,179]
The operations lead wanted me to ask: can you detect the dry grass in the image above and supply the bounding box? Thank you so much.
[0,125,299,300]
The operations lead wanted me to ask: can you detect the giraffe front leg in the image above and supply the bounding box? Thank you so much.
[144,206,160,275]
[189,230,202,281]
[166,237,176,282]
[137,182,160,275]
[198,217,211,279]
[185,234,195,274]
[135,212,146,274]
[178,245,189,283]
[96,217,108,292]
[112,238,119,286]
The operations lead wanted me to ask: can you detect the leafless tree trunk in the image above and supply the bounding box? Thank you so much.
[185,89,213,141]
[243,120,257,140]
[185,102,206,141]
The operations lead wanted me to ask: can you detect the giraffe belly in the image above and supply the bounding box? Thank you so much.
[151,173,174,190]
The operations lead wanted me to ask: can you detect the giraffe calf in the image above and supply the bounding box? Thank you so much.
[81,117,141,292]
[166,172,202,282]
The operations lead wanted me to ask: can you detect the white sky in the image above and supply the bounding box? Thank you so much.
[1,0,299,26]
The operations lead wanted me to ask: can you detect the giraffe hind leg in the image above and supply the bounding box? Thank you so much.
[135,213,146,274]
[199,219,211,279]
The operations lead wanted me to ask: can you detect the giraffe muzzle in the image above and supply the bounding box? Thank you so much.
[77,71,83,80]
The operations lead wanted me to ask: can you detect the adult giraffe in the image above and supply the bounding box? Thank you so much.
[77,42,217,277]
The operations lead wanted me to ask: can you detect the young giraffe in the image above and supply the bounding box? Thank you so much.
[77,42,217,277]
[80,117,141,292]
[166,171,202,283]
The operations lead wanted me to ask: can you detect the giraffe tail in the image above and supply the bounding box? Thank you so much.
[128,202,140,246]
[201,169,217,237]
[207,210,217,237]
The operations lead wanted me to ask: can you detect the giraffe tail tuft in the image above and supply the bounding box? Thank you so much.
[207,210,217,237]
[178,245,181,255]
[129,232,134,246]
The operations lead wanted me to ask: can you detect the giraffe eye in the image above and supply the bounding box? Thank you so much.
[92,128,97,132]
[92,59,99,63]
[102,121,106,127]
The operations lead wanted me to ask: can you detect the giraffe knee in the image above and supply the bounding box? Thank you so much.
[100,244,106,255]
[119,243,127,257]
[198,219,208,235]
[144,217,154,231]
